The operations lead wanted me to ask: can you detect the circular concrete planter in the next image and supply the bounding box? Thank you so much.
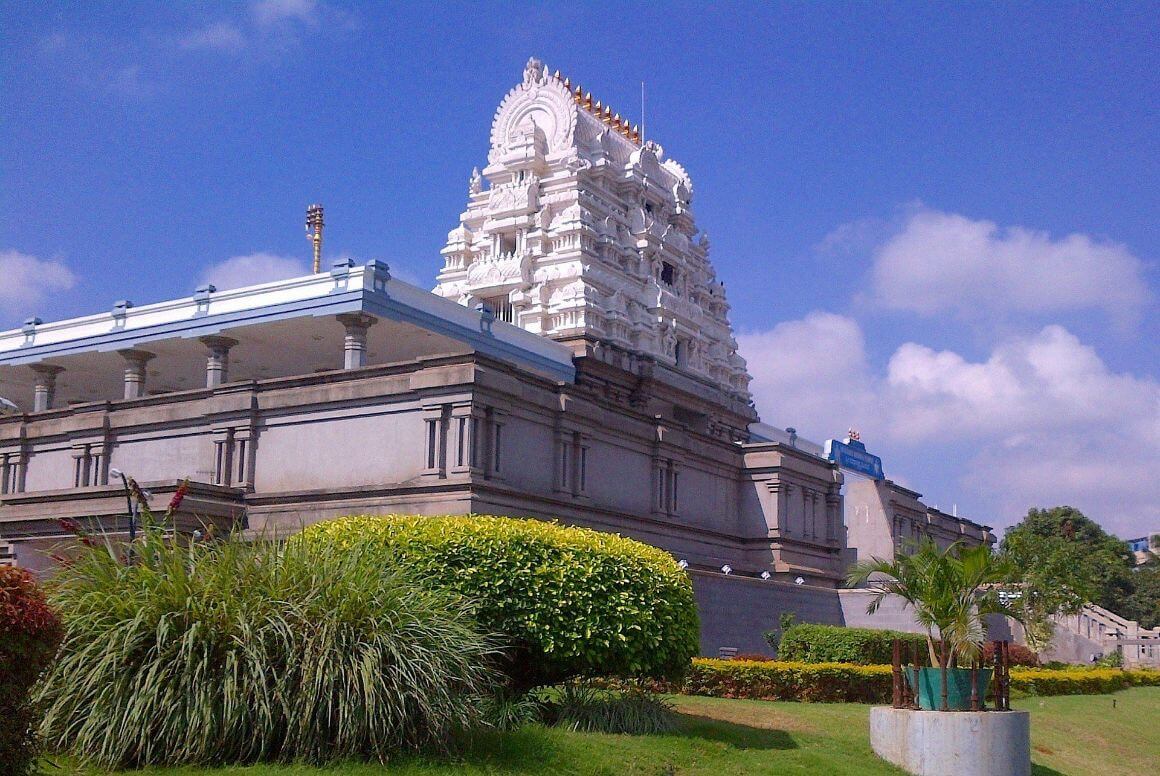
[869,707,1031,776]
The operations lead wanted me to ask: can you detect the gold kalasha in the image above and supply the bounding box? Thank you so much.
[305,204,324,274]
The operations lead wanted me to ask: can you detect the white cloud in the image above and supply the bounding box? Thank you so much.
[175,2,327,57]
[252,0,319,27]
[738,312,878,442]
[964,434,1159,539]
[178,22,246,53]
[886,325,1160,536]
[741,313,1160,536]
[200,253,308,290]
[885,325,1159,444]
[861,206,1151,326]
[0,250,78,319]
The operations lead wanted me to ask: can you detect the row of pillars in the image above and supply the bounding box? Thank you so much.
[26,313,378,412]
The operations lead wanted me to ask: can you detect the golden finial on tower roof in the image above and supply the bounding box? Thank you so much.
[305,204,324,274]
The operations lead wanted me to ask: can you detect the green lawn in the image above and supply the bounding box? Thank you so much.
[45,688,1160,776]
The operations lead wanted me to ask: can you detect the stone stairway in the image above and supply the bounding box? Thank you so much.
[1047,603,1160,667]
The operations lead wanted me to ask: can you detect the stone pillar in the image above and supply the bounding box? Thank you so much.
[118,349,155,399]
[29,364,64,412]
[336,313,377,370]
[199,336,238,387]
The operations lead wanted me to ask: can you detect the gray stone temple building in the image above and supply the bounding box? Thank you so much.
[0,60,991,653]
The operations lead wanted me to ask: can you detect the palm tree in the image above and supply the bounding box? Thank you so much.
[848,539,1021,710]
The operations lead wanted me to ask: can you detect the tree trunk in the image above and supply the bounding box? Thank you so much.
[940,641,950,712]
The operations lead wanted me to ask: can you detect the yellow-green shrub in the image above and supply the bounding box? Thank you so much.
[1008,667,1160,696]
[301,515,699,687]
[671,660,1160,702]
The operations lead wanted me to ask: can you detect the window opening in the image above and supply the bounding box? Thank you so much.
[660,262,675,286]
[483,295,515,323]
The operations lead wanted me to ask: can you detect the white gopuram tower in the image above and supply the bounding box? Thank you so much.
[434,58,751,402]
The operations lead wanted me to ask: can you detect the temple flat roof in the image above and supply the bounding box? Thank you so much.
[0,261,574,410]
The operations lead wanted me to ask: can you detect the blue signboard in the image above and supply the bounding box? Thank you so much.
[824,438,884,480]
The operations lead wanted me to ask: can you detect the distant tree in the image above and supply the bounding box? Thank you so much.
[999,506,1136,649]
[1121,557,1160,630]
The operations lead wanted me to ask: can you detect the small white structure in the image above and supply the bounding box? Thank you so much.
[870,708,1031,776]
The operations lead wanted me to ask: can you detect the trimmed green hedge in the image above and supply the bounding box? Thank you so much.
[681,659,893,703]
[776,623,927,665]
[668,659,1160,703]
[301,514,700,687]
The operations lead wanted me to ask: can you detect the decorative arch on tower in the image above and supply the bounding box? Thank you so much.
[489,58,579,163]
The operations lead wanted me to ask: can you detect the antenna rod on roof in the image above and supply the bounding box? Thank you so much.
[641,81,646,144]
[306,203,324,274]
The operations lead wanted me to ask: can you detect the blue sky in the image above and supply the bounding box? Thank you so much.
[2,1,1157,537]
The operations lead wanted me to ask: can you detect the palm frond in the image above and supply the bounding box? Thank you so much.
[846,538,1018,668]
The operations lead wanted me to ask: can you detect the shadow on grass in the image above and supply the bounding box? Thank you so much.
[440,711,798,773]
[440,726,567,773]
[667,713,798,751]
[1031,765,1067,776]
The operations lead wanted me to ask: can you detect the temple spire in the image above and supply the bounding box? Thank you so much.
[433,58,752,403]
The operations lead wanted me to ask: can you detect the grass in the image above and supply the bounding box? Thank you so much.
[1013,689,1160,776]
[43,688,1160,775]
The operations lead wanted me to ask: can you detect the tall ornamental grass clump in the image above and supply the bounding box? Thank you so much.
[302,515,700,688]
[546,682,677,734]
[35,528,500,768]
[1,566,63,775]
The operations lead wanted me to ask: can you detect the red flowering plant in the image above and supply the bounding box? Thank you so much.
[125,476,190,524]
[165,478,190,518]
[54,475,193,565]
[0,566,63,775]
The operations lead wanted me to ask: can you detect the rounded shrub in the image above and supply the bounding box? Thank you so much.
[0,566,63,776]
[982,641,1039,667]
[36,530,499,768]
[302,515,700,687]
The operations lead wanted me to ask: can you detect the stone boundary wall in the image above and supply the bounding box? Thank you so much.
[691,579,1022,657]
[690,571,844,655]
